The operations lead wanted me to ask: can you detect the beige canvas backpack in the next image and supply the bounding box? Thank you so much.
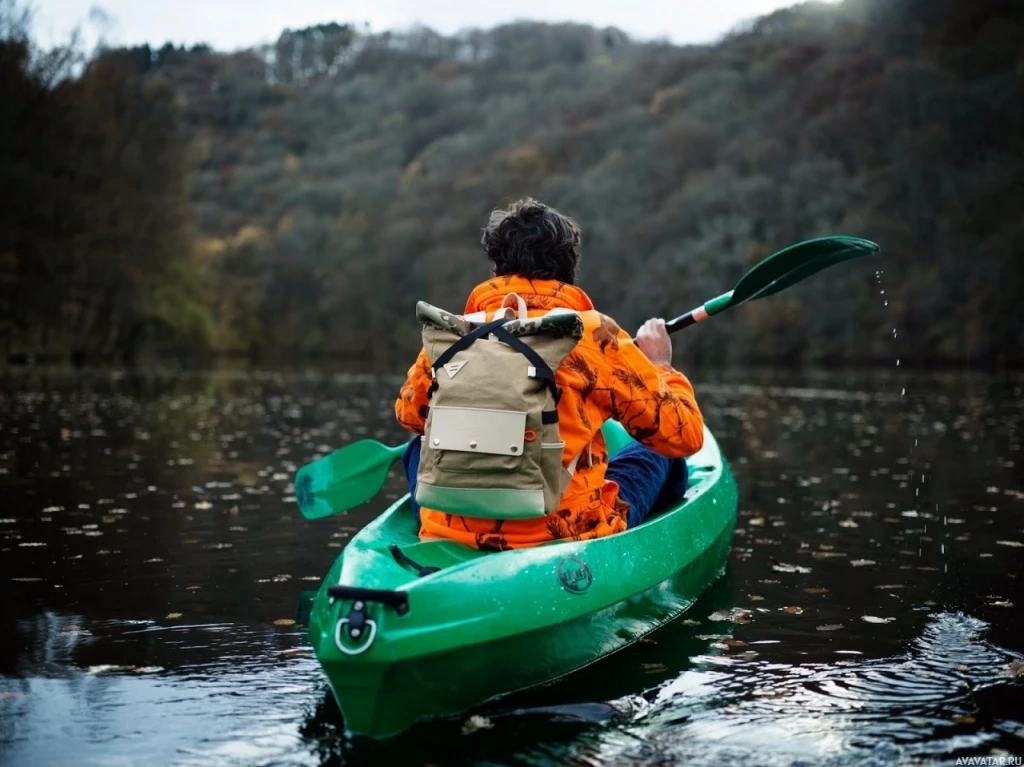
[414,295,584,519]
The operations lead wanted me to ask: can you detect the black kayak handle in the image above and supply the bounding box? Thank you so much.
[327,585,409,615]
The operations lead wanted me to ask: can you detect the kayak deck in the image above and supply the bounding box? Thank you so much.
[307,422,737,738]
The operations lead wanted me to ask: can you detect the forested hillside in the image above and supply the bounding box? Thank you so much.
[2,0,1022,367]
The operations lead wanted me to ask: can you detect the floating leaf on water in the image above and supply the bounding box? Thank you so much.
[748,517,766,527]
[812,552,846,560]
[838,519,858,528]
[781,606,804,615]
[1004,661,1024,679]
[708,610,731,622]
[641,662,667,673]
[951,715,975,725]
[748,595,765,601]
[710,642,730,650]
[907,717,930,727]
[194,501,213,510]
[851,559,876,567]
[681,619,701,626]
[803,587,829,595]
[273,618,296,626]
[88,665,127,674]
[771,560,811,574]
[143,558,164,563]
[876,584,905,589]
[861,616,894,624]
[165,612,182,619]
[991,601,1014,608]
[996,540,1024,548]
[186,585,201,591]
[731,609,753,623]
[461,715,493,735]
[12,577,43,582]
[739,650,759,660]
[817,624,844,632]
[724,639,747,647]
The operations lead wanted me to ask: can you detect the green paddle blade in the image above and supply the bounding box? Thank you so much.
[729,235,879,308]
[294,439,407,520]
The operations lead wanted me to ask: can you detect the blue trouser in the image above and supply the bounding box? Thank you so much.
[401,438,688,529]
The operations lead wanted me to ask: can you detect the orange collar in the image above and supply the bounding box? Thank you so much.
[465,277,595,315]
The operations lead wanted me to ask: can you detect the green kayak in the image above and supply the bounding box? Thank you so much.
[306,421,737,738]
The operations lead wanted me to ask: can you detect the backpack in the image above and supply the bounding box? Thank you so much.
[414,294,584,519]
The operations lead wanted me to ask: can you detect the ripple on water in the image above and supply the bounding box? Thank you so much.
[548,612,1024,766]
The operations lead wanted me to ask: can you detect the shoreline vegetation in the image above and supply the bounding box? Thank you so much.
[2,0,1021,370]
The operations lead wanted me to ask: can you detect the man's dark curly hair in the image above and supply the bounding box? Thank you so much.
[480,198,581,284]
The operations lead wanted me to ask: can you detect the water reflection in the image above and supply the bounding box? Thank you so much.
[1,368,1022,766]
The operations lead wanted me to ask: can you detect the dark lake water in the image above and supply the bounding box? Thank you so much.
[1,367,1022,766]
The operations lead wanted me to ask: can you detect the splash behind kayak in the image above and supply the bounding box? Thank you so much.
[307,421,737,737]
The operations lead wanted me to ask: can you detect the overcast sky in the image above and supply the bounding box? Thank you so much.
[31,0,831,52]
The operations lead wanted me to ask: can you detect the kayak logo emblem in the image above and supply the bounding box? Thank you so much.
[557,556,593,594]
[443,361,467,378]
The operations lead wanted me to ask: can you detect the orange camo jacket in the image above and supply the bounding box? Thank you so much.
[395,277,704,550]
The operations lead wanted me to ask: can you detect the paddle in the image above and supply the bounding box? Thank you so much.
[663,235,879,334]
[294,440,407,520]
[295,234,880,519]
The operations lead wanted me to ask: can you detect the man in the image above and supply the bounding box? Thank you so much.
[395,198,704,550]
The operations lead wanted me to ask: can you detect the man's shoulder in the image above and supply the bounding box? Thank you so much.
[577,309,624,334]
[567,310,628,361]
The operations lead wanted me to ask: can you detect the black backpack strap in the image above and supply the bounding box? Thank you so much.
[429,317,562,405]
[432,318,507,372]
[490,325,561,404]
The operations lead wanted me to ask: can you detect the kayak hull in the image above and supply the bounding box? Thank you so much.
[307,423,737,738]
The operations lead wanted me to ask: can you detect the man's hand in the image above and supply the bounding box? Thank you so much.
[636,318,672,366]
